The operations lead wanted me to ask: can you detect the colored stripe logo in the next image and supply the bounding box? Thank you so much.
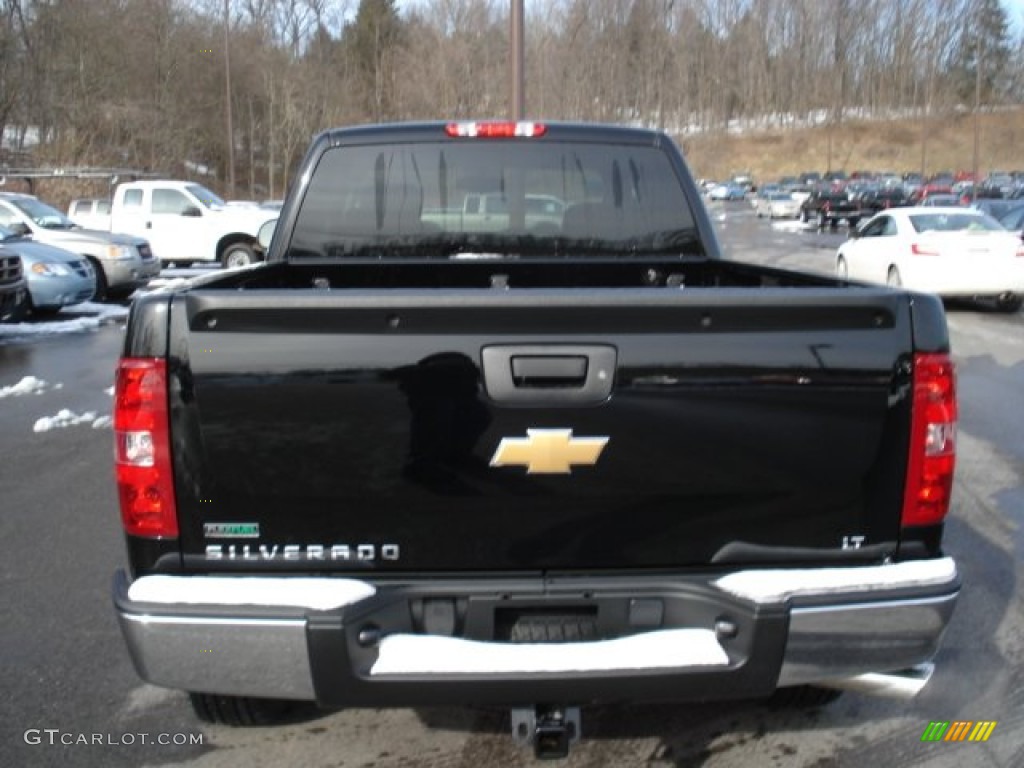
[921,721,997,742]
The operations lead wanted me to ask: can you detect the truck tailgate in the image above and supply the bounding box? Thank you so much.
[169,288,913,573]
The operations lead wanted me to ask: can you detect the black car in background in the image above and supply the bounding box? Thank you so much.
[0,247,28,322]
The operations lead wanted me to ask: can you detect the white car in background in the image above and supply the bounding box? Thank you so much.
[755,191,802,220]
[835,207,1024,313]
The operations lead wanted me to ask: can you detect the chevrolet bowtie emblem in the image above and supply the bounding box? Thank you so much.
[489,429,609,474]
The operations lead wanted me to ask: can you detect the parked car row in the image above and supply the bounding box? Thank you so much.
[0,177,283,322]
[0,225,96,316]
[0,192,158,302]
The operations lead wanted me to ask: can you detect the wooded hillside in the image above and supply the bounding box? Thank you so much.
[2,0,1022,200]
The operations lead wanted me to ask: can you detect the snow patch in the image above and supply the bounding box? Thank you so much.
[772,220,815,233]
[60,301,130,322]
[128,575,377,611]
[0,302,129,341]
[371,629,729,676]
[32,408,109,432]
[0,375,51,398]
[713,557,957,603]
[145,277,193,293]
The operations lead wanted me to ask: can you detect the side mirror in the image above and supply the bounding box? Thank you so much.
[257,219,277,251]
[8,221,30,237]
[182,206,202,218]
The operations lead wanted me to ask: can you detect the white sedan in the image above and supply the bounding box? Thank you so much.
[755,192,802,219]
[835,207,1024,312]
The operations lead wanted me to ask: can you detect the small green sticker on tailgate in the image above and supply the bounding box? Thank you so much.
[204,522,260,539]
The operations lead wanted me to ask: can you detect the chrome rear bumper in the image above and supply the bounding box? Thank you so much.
[114,557,959,704]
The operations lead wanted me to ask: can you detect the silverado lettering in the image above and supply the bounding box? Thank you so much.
[112,121,960,759]
[204,544,400,561]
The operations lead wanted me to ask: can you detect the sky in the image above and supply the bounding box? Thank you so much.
[1006,0,1024,33]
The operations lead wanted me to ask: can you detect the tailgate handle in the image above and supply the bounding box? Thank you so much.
[511,355,587,386]
[482,345,616,405]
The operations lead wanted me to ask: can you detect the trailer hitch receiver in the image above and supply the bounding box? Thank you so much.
[511,705,581,759]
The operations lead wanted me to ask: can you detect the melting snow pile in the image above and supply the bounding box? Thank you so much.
[0,376,62,398]
[33,409,112,433]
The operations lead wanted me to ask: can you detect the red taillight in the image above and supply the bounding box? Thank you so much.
[444,121,547,138]
[901,353,957,528]
[114,358,178,538]
[911,242,940,256]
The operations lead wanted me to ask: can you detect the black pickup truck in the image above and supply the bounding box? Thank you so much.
[799,188,864,229]
[112,121,959,758]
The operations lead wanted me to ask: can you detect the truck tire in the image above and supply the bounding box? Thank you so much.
[221,243,257,269]
[767,686,843,709]
[799,208,809,224]
[995,293,1022,313]
[188,692,297,726]
[87,257,108,302]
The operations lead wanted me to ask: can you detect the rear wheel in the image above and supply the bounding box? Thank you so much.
[88,258,108,302]
[767,686,843,709]
[995,293,1022,313]
[189,693,299,726]
[221,243,257,268]
[886,266,902,287]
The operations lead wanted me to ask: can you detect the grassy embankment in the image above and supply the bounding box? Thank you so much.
[680,107,1024,185]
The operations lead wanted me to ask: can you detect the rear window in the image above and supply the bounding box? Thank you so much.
[289,141,696,259]
[909,212,1003,233]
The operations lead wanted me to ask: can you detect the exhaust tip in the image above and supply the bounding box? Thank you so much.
[817,662,934,699]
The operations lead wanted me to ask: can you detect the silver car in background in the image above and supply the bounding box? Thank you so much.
[0,192,159,300]
[0,225,95,314]
[756,191,802,220]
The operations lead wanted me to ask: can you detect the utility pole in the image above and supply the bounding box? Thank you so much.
[224,0,236,196]
[972,31,982,185]
[509,0,525,120]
